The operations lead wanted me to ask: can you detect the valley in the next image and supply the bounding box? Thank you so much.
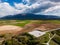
[0,20,60,45]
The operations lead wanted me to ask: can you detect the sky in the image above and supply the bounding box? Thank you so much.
[0,0,60,17]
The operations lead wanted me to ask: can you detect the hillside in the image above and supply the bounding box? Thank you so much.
[1,14,60,20]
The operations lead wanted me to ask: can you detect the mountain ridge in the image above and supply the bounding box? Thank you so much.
[0,14,60,20]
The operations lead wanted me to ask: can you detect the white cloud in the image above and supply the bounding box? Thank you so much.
[42,4,60,16]
[0,1,41,17]
[14,3,29,9]
[0,0,60,17]
[0,2,25,17]
[0,2,15,17]
[44,5,60,13]
[35,0,60,16]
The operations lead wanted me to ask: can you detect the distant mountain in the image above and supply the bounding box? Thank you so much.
[0,14,60,20]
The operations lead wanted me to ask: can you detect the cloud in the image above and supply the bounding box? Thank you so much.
[0,0,60,17]
[14,3,29,9]
[42,5,60,16]
[41,1,60,16]
[0,2,20,17]
[34,0,60,16]
[44,5,60,13]
[49,0,60,2]
[0,0,40,17]
[0,1,41,17]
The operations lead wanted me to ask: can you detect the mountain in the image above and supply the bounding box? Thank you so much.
[0,14,60,20]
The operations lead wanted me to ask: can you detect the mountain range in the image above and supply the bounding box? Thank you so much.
[0,14,60,20]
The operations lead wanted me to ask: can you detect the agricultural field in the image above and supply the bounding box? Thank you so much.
[0,20,31,27]
[0,20,60,45]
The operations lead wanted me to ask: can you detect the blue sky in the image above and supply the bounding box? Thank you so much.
[0,0,60,17]
[1,0,22,6]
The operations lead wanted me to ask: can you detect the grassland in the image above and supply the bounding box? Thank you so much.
[0,20,60,45]
[0,20,60,26]
[0,20,31,27]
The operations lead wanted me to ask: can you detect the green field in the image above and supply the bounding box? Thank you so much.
[0,20,60,45]
[0,20,60,26]
[0,20,31,27]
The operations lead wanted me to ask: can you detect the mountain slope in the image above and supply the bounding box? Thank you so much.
[0,14,60,20]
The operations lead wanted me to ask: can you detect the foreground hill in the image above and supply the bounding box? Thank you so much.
[0,14,60,20]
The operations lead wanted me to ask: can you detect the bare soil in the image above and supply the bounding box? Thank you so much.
[0,25,23,34]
